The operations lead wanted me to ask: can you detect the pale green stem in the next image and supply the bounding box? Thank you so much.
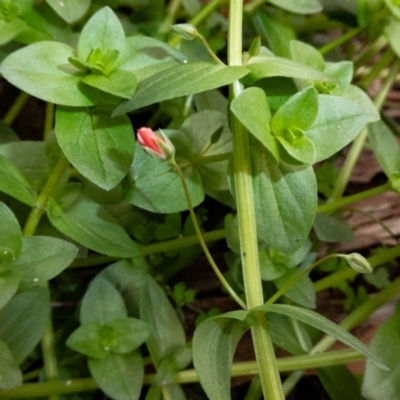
[228,0,284,398]
[197,32,226,64]
[172,160,247,309]
[319,26,364,55]
[3,91,29,125]
[329,60,400,202]
[0,349,363,398]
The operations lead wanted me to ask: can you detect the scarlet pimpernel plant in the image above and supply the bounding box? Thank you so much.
[1,0,400,399]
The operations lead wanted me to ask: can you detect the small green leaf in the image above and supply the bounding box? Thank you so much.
[342,85,380,122]
[67,322,108,358]
[46,0,90,23]
[362,303,400,399]
[47,193,140,258]
[251,147,317,254]
[56,106,135,190]
[77,7,126,63]
[305,95,369,162]
[290,40,325,71]
[192,312,249,400]
[323,61,353,95]
[140,275,187,367]
[81,70,137,99]
[113,63,249,115]
[0,41,99,106]
[108,318,152,355]
[272,86,319,132]
[276,132,316,164]
[89,351,144,400]
[0,155,36,206]
[0,270,20,311]
[0,287,50,364]
[0,202,22,266]
[0,340,22,389]
[313,213,353,243]
[368,120,400,180]
[256,304,387,370]
[244,54,328,85]
[80,277,127,325]
[231,87,279,161]
[12,236,78,290]
[268,0,322,14]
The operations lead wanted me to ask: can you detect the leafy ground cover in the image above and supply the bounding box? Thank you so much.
[1,0,400,399]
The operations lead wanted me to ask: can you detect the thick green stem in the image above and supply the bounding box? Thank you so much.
[228,0,284,398]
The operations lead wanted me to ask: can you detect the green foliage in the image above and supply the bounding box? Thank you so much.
[0,2,394,399]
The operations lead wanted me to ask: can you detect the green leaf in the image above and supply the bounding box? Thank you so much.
[385,17,400,59]
[56,107,135,190]
[0,141,48,192]
[314,213,354,243]
[126,136,204,213]
[0,120,19,144]
[180,110,232,191]
[305,95,369,162]
[113,63,249,115]
[272,86,319,132]
[67,323,108,358]
[81,70,137,99]
[323,61,353,95]
[107,318,151,354]
[118,36,187,82]
[243,54,328,85]
[0,202,22,266]
[48,193,140,258]
[231,87,279,161]
[89,351,144,400]
[318,365,364,400]
[77,7,126,63]
[276,133,316,164]
[192,312,248,400]
[0,270,20,311]
[80,277,127,325]
[385,0,400,19]
[0,18,27,46]
[251,147,317,254]
[140,275,186,367]
[12,236,78,290]
[368,120,400,181]
[252,9,296,59]
[0,154,36,205]
[0,340,22,389]
[256,304,387,370]
[268,0,322,14]
[290,40,325,71]
[0,287,50,364]
[342,85,380,122]
[46,0,90,23]
[362,303,400,399]
[0,41,99,106]
[275,269,316,308]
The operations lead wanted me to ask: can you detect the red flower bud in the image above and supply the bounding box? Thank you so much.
[137,127,175,160]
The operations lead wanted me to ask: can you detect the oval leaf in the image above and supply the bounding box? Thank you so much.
[0,41,98,106]
[251,147,317,254]
[56,107,135,190]
[0,202,22,263]
[0,340,22,389]
[12,236,78,290]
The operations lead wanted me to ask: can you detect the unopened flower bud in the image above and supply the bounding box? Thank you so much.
[137,127,175,161]
[344,253,373,274]
[171,23,199,40]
